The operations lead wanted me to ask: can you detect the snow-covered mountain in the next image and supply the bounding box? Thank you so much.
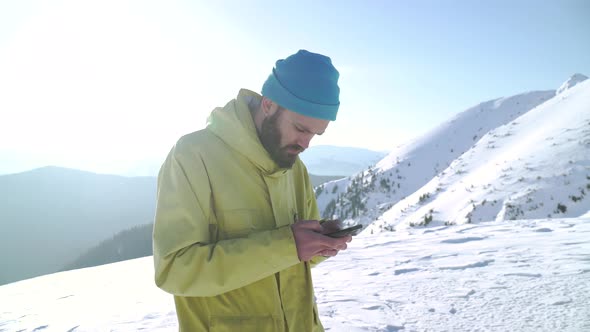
[556,73,588,95]
[316,75,588,230]
[1,217,588,331]
[366,77,590,232]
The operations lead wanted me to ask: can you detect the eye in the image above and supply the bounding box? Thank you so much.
[295,126,305,133]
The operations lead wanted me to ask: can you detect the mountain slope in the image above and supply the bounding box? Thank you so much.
[367,77,590,232]
[315,89,555,225]
[0,167,157,285]
[62,223,154,272]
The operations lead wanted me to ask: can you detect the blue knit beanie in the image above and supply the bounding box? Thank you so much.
[261,50,340,121]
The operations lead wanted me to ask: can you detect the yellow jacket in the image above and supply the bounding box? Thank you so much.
[153,89,325,331]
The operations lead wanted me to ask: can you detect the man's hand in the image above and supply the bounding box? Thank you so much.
[318,219,345,256]
[291,220,352,262]
[319,219,342,234]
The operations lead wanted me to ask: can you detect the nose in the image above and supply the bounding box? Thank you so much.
[297,133,314,150]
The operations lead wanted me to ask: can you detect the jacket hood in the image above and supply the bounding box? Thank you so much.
[206,89,290,176]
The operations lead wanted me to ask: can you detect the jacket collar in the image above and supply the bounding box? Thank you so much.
[206,89,292,177]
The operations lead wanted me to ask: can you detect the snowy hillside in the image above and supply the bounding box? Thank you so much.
[367,77,590,232]
[316,87,555,226]
[1,217,588,331]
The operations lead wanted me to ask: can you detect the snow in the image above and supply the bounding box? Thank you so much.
[0,258,177,331]
[1,217,588,331]
[317,217,589,331]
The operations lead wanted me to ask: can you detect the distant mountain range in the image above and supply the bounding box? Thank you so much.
[299,145,387,176]
[0,166,343,285]
[116,146,386,177]
[0,167,157,285]
[0,145,386,178]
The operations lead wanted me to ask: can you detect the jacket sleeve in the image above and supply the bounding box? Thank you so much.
[152,144,300,297]
[301,166,329,268]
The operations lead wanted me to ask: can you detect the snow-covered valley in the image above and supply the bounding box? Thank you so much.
[1,217,588,331]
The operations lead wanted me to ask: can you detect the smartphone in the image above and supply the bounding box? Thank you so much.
[325,224,363,238]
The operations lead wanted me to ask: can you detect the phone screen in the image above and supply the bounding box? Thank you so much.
[325,224,363,238]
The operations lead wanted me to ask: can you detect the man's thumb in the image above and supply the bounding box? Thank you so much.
[296,220,322,231]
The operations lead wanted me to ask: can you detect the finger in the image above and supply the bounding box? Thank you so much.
[320,235,351,249]
[319,249,338,257]
[296,220,323,232]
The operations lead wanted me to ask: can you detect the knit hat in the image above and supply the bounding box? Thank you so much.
[261,50,340,121]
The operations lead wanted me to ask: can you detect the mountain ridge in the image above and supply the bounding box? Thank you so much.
[316,88,556,225]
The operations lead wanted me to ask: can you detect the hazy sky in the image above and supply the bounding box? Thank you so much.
[1,0,588,171]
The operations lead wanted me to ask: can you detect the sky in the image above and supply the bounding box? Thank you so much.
[1,0,589,172]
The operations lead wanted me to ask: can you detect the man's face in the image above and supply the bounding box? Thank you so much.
[260,106,330,168]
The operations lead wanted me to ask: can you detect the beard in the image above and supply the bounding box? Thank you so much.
[259,110,304,168]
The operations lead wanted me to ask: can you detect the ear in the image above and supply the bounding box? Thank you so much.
[261,97,278,117]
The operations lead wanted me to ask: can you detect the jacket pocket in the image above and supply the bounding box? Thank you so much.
[210,315,282,332]
[218,209,257,238]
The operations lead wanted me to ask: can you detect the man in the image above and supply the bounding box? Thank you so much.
[153,50,352,331]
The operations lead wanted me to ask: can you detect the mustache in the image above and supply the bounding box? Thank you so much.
[283,144,304,153]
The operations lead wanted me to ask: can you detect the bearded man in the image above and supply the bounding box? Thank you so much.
[153,50,352,331]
